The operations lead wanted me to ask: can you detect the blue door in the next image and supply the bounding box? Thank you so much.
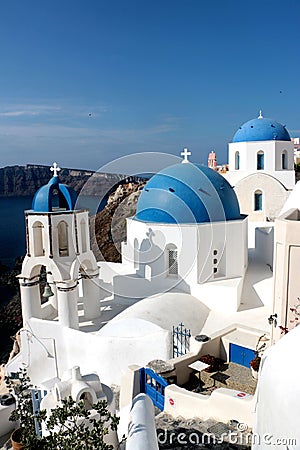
[140,368,168,411]
[229,344,256,368]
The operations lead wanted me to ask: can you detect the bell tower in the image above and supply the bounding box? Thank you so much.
[208,150,217,170]
[19,163,100,330]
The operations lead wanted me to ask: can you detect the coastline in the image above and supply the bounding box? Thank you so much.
[0,260,22,363]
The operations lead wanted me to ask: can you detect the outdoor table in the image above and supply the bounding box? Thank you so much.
[188,360,210,391]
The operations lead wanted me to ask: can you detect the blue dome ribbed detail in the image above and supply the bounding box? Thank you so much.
[135,163,241,224]
[232,117,291,143]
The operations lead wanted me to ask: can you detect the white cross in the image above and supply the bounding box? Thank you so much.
[181,147,191,163]
[50,162,61,177]
[258,110,263,119]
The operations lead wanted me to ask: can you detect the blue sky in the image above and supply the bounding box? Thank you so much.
[0,0,300,170]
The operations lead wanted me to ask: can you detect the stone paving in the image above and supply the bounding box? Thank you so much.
[156,413,252,449]
[155,362,256,449]
[186,362,257,396]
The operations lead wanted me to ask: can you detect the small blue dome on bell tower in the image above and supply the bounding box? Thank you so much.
[32,162,77,212]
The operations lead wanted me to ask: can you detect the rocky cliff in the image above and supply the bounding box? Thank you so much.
[0,164,137,197]
[92,179,146,262]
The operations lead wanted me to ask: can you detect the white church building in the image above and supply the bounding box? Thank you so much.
[4,111,300,447]
[5,143,278,392]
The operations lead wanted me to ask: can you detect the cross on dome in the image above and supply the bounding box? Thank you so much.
[258,110,263,119]
[181,148,191,164]
[50,162,61,177]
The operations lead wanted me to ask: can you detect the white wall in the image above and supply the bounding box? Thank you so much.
[280,180,300,215]
[254,226,274,267]
[227,140,295,189]
[230,173,290,221]
[253,327,300,449]
[20,317,171,386]
[273,208,300,342]
[164,385,254,427]
[122,217,247,288]
[0,403,15,437]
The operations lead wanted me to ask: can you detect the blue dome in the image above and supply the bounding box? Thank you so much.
[233,117,291,143]
[32,175,77,212]
[135,163,241,224]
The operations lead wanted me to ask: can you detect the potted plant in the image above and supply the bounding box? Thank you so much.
[5,367,42,450]
[44,396,119,449]
[250,355,261,379]
[5,368,120,449]
[199,354,224,373]
[250,334,267,379]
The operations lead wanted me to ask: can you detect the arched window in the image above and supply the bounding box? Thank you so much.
[166,244,178,276]
[79,392,94,410]
[32,221,45,256]
[235,151,240,170]
[80,219,87,253]
[254,190,263,211]
[134,238,139,269]
[282,151,287,170]
[257,151,264,170]
[58,221,69,256]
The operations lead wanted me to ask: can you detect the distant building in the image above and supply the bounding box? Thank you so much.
[207,150,217,170]
[292,137,300,164]
[207,150,228,173]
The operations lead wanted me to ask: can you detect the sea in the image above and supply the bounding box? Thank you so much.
[0,195,106,268]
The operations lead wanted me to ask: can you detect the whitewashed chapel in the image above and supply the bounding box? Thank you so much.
[4,112,300,445]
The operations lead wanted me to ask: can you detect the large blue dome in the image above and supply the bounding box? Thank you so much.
[232,116,291,143]
[32,175,77,212]
[135,163,241,224]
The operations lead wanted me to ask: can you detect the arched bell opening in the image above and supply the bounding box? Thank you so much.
[58,220,69,257]
[32,221,45,257]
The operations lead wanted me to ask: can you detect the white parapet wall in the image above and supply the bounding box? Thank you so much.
[119,365,141,411]
[17,317,171,387]
[164,385,255,428]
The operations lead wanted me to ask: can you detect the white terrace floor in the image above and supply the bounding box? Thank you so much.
[75,246,273,339]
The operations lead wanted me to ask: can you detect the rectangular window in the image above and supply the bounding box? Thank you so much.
[168,250,178,275]
[254,193,263,211]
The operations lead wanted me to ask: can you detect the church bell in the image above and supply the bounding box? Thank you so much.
[42,283,54,298]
